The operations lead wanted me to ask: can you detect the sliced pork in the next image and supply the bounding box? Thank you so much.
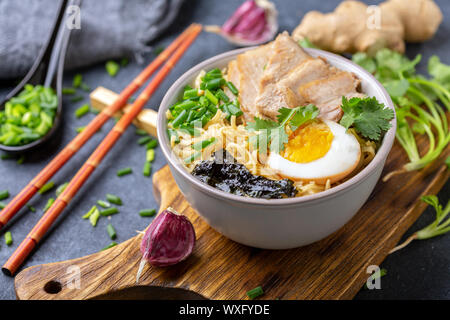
[235,44,271,119]
[226,32,364,122]
[256,57,335,118]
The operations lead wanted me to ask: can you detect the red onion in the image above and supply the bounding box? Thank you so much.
[222,0,257,33]
[243,16,266,40]
[136,207,196,283]
[233,6,266,34]
[205,0,278,46]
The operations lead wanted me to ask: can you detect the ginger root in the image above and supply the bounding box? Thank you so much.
[292,0,443,54]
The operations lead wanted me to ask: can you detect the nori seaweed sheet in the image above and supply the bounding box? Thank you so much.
[191,150,297,199]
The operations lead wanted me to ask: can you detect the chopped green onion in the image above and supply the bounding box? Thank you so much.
[105,61,120,77]
[206,68,221,74]
[89,207,101,226]
[55,182,69,197]
[0,85,57,146]
[193,107,207,120]
[76,126,85,133]
[138,136,152,145]
[82,205,97,219]
[143,162,152,177]
[97,200,111,208]
[186,110,196,123]
[153,46,165,55]
[146,149,155,162]
[75,104,90,118]
[200,114,210,127]
[216,89,230,103]
[62,87,76,95]
[226,103,243,117]
[226,81,239,95]
[168,129,180,144]
[106,194,122,206]
[43,197,55,212]
[1,153,14,160]
[70,95,84,103]
[0,202,6,209]
[146,139,158,149]
[246,286,264,299]
[205,78,224,91]
[106,223,117,240]
[16,155,25,164]
[139,209,156,217]
[120,58,129,66]
[4,231,13,246]
[177,100,197,111]
[199,96,209,108]
[204,73,222,82]
[0,190,9,201]
[80,83,91,92]
[99,207,119,216]
[135,128,148,136]
[72,74,82,88]
[207,104,218,116]
[38,181,55,194]
[192,137,216,151]
[205,89,218,105]
[101,241,118,251]
[27,204,36,212]
[117,167,133,177]
[184,151,201,164]
[172,109,188,128]
[183,89,199,99]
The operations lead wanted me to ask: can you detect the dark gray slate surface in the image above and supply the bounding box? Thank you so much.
[0,0,449,300]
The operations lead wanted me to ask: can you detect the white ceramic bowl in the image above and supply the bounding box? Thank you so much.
[158,48,396,249]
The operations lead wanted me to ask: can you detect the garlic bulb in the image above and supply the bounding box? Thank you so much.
[205,0,278,46]
[136,207,196,283]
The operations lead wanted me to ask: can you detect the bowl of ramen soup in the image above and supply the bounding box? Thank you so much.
[158,32,396,249]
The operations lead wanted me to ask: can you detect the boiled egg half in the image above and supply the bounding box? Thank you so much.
[267,120,361,184]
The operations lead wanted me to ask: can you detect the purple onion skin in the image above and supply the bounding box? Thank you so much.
[237,11,266,40]
[140,208,196,267]
[222,0,256,33]
[233,6,266,34]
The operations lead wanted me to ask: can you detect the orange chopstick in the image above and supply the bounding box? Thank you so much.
[2,24,202,276]
[0,24,197,231]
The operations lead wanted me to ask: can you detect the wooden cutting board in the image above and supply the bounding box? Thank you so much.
[14,87,449,300]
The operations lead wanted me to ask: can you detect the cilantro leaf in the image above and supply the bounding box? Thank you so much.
[246,105,319,153]
[352,52,376,74]
[285,104,319,131]
[340,96,394,141]
[375,49,420,78]
[269,127,289,153]
[428,55,450,88]
[382,79,409,98]
[245,117,279,132]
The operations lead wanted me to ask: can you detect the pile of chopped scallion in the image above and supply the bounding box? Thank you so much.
[167,68,241,144]
[0,84,57,146]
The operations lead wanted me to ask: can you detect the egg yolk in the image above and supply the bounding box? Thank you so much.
[281,122,333,163]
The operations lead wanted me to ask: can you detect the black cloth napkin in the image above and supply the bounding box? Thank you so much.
[0,0,185,79]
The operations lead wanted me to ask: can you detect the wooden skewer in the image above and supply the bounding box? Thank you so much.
[2,24,202,277]
[0,24,197,231]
